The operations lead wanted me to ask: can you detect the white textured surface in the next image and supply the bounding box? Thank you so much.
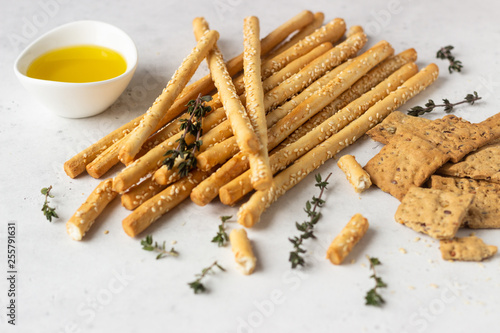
[1,0,500,332]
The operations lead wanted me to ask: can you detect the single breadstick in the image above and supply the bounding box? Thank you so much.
[244,16,273,191]
[66,179,117,241]
[190,152,249,206]
[326,214,369,265]
[278,48,418,148]
[121,177,166,210]
[64,10,312,178]
[269,12,325,56]
[237,64,439,227]
[118,30,219,164]
[230,229,257,275]
[196,32,368,171]
[220,62,418,205]
[193,18,260,156]
[337,155,372,193]
[122,169,210,237]
[346,25,364,37]
[86,136,126,178]
[261,18,345,77]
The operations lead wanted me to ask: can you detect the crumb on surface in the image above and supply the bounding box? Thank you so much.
[104,230,109,234]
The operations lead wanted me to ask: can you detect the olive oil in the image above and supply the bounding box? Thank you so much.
[27,45,127,83]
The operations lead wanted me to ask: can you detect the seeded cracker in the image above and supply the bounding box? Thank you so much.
[364,134,449,201]
[430,175,500,229]
[439,236,497,261]
[366,111,431,144]
[437,139,500,183]
[394,187,474,239]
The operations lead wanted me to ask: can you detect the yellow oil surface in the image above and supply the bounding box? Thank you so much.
[27,45,127,83]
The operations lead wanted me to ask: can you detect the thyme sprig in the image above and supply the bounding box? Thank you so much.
[41,186,58,222]
[289,173,332,269]
[407,91,481,117]
[163,94,212,177]
[211,215,232,247]
[141,234,179,260]
[365,256,387,307]
[436,45,463,74]
[188,261,225,294]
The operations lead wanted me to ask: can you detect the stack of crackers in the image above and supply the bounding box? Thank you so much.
[363,111,500,261]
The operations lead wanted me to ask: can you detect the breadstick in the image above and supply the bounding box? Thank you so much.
[122,169,210,237]
[196,32,367,171]
[230,229,257,275]
[237,64,439,227]
[337,155,372,193]
[346,25,364,37]
[190,152,249,206]
[86,136,126,178]
[193,18,260,157]
[121,177,166,210]
[269,12,325,57]
[326,214,369,265]
[278,48,418,148]
[220,62,418,205]
[66,179,117,241]
[64,10,312,178]
[243,16,273,191]
[261,18,345,77]
[118,30,219,165]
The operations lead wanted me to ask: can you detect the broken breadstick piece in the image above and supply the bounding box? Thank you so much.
[337,155,372,193]
[229,228,257,275]
[326,214,369,265]
[66,179,117,241]
[439,236,497,261]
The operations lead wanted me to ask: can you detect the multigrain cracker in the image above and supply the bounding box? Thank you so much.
[437,139,500,183]
[430,175,500,228]
[394,187,474,239]
[337,155,372,193]
[366,111,431,144]
[364,134,449,201]
[439,236,497,261]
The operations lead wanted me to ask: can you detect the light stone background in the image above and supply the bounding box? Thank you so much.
[1,0,500,332]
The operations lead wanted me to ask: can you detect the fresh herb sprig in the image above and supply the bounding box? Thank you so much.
[436,45,463,74]
[163,94,212,177]
[211,215,232,247]
[289,173,332,269]
[141,234,179,260]
[407,91,481,117]
[365,256,387,307]
[188,261,225,294]
[41,186,58,222]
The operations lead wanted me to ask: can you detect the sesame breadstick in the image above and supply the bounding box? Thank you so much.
[277,48,418,148]
[230,229,257,275]
[66,179,117,241]
[219,62,418,205]
[326,214,369,265]
[64,10,312,178]
[337,155,372,193]
[122,169,210,237]
[243,16,273,191]
[237,64,439,227]
[121,177,166,210]
[118,30,219,165]
[193,18,261,157]
[346,25,364,37]
[268,12,325,57]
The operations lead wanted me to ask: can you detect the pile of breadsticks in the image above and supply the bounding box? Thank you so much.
[64,11,439,260]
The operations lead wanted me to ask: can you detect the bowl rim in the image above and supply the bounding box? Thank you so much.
[13,20,138,87]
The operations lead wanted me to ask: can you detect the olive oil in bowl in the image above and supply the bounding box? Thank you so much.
[27,45,127,83]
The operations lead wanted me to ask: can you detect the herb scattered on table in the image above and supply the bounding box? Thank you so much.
[407,91,481,117]
[188,261,225,294]
[41,186,58,222]
[163,94,212,177]
[436,45,463,74]
[289,173,332,269]
[365,256,387,307]
[141,234,179,260]
[211,215,232,247]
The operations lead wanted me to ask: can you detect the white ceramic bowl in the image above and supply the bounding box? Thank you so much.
[14,20,138,118]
